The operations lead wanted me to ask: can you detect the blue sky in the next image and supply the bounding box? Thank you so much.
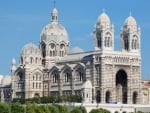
[0,0,150,79]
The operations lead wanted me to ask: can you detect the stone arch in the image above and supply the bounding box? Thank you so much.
[34,93,40,98]
[61,65,72,83]
[132,91,138,104]
[74,64,85,82]
[51,70,59,84]
[116,69,128,104]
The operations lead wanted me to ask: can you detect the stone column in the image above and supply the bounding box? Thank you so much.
[24,67,30,99]
[100,56,105,103]
[59,73,63,96]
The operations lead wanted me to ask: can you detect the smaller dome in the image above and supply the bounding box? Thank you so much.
[97,12,110,25]
[124,15,137,26]
[1,75,11,86]
[52,8,58,14]
[0,75,3,84]
[21,42,41,55]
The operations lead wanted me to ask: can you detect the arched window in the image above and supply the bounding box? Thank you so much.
[60,44,65,57]
[105,91,111,103]
[41,43,46,58]
[132,35,139,50]
[53,73,59,83]
[65,72,71,82]
[33,82,34,89]
[49,43,56,57]
[36,74,38,80]
[97,38,101,48]
[132,39,134,49]
[30,57,33,64]
[105,32,112,48]
[21,56,23,64]
[134,39,137,49]
[105,37,107,47]
[124,36,129,50]
[133,91,138,104]
[35,57,38,64]
[79,72,83,81]
[107,37,110,47]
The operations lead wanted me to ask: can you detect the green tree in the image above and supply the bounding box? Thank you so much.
[0,103,9,113]
[11,103,24,113]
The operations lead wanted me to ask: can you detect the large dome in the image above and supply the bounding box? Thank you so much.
[21,42,41,55]
[40,7,69,44]
[40,23,69,44]
[124,15,137,26]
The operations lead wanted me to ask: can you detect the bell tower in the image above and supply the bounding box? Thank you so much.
[121,14,141,53]
[94,11,114,52]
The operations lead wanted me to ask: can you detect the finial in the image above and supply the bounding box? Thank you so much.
[12,58,16,65]
[53,0,56,8]
[102,9,105,13]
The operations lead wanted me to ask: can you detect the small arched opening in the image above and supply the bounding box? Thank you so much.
[96,90,100,103]
[132,91,138,104]
[34,93,40,98]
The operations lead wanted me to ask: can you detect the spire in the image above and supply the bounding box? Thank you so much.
[53,0,56,8]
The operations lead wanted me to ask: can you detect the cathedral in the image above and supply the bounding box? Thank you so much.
[11,6,142,104]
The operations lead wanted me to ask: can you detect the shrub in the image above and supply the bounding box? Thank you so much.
[89,109,101,113]
[70,107,82,113]
[54,104,70,113]
[38,105,51,113]
[11,103,24,113]
[48,105,59,113]
[79,106,87,113]
[26,104,36,113]
[0,103,9,113]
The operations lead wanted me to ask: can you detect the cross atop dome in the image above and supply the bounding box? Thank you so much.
[53,0,56,8]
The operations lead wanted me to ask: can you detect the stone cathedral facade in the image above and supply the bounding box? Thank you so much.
[11,6,142,104]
